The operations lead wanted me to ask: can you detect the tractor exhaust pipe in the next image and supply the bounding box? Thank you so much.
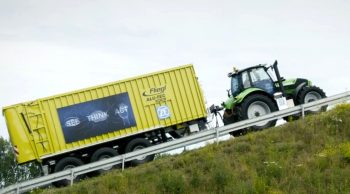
[273,60,286,97]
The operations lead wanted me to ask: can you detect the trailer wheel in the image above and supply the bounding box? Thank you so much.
[53,157,84,187]
[125,138,155,166]
[239,94,278,131]
[90,147,120,176]
[297,86,327,114]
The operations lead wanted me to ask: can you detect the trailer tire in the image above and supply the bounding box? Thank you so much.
[53,157,84,187]
[90,147,120,176]
[125,138,155,166]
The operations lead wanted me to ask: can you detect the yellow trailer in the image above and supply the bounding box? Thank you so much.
[3,64,207,185]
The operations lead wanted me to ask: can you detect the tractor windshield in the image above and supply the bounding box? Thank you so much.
[250,67,275,94]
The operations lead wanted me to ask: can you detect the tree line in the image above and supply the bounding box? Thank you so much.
[0,136,41,189]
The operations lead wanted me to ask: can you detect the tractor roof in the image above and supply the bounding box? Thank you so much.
[228,64,267,77]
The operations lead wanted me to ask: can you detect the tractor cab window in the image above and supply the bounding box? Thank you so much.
[242,72,251,88]
[249,67,275,94]
[231,74,241,96]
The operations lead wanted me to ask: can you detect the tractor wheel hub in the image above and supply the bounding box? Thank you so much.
[247,101,271,127]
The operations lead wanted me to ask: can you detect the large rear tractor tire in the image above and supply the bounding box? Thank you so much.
[125,138,155,166]
[223,109,235,126]
[223,108,247,136]
[238,94,278,131]
[297,86,327,114]
[53,157,85,187]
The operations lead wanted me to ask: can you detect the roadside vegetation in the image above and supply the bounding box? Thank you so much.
[43,104,350,194]
[0,137,41,189]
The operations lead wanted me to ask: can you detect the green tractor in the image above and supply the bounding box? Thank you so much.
[219,60,326,135]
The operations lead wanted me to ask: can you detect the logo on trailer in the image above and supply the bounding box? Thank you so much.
[142,86,167,96]
[142,85,173,106]
[65,117,81,127]
[157,105,171,120]
[87,111,108,123]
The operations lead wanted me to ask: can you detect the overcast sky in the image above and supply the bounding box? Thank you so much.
[1,0,349,138]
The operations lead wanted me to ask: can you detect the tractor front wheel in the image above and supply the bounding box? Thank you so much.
[297,86,327,114]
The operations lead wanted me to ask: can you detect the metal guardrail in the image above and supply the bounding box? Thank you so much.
[1,91,349,194]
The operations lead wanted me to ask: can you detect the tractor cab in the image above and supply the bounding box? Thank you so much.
[229,65,276,97]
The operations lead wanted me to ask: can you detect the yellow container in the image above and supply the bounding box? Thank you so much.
[3,64,207,164]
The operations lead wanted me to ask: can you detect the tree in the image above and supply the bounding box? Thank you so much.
[0,136,41,188]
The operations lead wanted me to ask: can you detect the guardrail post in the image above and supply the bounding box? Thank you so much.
[122,155,125,172]
[16,184,20,194]
[215,127,219,145]
[301,105,305,119]
[70,169,74,186]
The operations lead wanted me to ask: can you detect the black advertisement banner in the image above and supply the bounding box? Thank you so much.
[58,93,136,143]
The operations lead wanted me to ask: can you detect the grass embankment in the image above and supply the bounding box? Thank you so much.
[44,104,350,194]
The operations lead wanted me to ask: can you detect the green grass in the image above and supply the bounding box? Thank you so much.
[42,104,350,194]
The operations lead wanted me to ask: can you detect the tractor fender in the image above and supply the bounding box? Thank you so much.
[240,90,276,106]
[294,82,308,102]
[223,88,274,110]
[236,88,268,104]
